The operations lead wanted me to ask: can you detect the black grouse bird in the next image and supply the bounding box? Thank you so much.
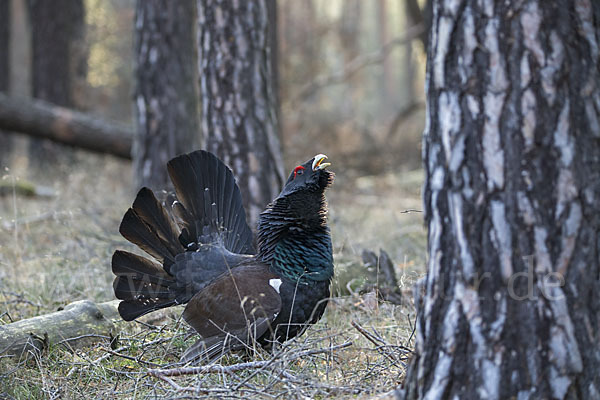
[112,150,334,362]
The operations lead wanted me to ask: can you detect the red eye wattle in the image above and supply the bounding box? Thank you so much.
[293,165,305,179]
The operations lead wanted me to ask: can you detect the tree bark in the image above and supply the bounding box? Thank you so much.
[266,0,278,115]
[0,93,133,159]
[0,300,121,359]
[197,0,284,229]
[133,0,201,191]
[0,0,12,169]
[27,0,86,165]
[402,0,600,399]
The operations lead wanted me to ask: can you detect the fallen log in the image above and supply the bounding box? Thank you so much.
[0,93,133,159]
[0,300,123,360]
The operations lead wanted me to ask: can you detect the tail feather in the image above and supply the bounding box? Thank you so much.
[171,200,194,247]
[113,278,173,300]
[118,188,183,270]
[118,298,177,322]
[112,250,186,320]
[131,188,182,260]
[113,150,256,322]
[167,151,254,255]
[119,208,176,267]
[112,250,173,285]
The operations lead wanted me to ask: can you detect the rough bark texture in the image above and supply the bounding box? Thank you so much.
[402,0,600,399]
[266,0,278,114]
[0,0,12,168]
[197,0,284,229]
[28,0,85,164]
[0,300,121,359]
[134,0,200,191]
[0,94,133,158]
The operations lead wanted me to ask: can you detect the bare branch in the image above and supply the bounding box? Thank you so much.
[147,341,352,378]
[295,24,425,102]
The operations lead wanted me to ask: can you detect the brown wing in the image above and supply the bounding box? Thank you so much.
[180,263,281,362]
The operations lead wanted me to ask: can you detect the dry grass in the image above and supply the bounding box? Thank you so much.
[0,153,425,399]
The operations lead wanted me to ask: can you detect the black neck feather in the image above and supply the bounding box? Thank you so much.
[256,192,329,263]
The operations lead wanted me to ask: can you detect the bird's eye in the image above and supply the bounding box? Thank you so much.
[293,165,305,179]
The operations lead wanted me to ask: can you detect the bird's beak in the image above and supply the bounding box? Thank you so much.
[312,154,331,171]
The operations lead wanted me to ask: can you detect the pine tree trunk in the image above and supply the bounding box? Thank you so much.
[266,0,278,113]
[0,0,12,169]
[27,0,85,166]
[402,0,600,398]
[133,0,200,191]
[197,0,284,229]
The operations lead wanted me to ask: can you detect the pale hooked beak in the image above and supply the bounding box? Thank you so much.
[312,154,331,171]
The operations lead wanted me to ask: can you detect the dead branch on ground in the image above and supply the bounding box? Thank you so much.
[0,93,133,159]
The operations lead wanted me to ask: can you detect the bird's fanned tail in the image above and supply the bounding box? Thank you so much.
[113,151,256,321]
[167,151,255,254]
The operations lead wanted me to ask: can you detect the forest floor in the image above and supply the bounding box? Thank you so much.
[0,152,426,399]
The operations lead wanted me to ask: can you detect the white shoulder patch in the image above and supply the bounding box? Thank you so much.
[269,278,282,294]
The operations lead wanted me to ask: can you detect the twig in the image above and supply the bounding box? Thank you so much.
[101,347,162,367]
[351,321,383,349]
[57,334,112,346]
[406,313,417,347]
[0,311,14,323]
[351,321,397,364]
[148,341,352,378]
[399,209,422,214]
[0,290,43,308]
[149,360,271,377]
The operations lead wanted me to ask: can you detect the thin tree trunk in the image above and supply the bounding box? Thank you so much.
[27,0,85,165]
[338,0,361,117]
[266,0,278,115]
[376,0,393,114]
[402,0,600,398]
[0,0,12,169]
[133,0,200,191]
[197,0,284,228]
[339,0,361,62]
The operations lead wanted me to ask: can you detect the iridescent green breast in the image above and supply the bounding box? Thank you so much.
[271,230,334,285]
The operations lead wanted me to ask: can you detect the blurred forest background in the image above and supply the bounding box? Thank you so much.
[0,0,430,397]
[1,0,427,174]
[0,0,429,303]
[0,0,429,318]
